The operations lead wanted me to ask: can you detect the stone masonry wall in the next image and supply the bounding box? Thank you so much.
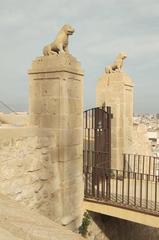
[0,53,84,233]
[0,127,62,221]
[28,53,84,230]
[86,212,159,240]
[96,72,133,170]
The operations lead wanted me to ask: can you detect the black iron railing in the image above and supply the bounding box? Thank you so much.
[123,154,159,177]
[83,108,159,216]
[84,168,159,216]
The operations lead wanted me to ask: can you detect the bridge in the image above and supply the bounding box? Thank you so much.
[83,107,159,228]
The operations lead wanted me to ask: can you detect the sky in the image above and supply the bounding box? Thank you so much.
[0,0,159,113]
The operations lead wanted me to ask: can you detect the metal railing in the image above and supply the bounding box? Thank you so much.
[123,153,159,176]
[84,168,159,216]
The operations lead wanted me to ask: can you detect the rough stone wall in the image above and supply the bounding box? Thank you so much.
[0,127,62,221]
[86,213,159,240]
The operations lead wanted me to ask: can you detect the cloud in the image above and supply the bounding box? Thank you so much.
[0,0,159,113]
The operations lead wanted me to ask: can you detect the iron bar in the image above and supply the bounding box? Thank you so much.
[127,171,130,204]
[83,108,159,216]
[116,170,118,202]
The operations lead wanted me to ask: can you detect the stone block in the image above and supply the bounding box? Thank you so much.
[41,80,60,97]
[29,114,40,126]
[49,189,63,221]
[40,114,59,128]
[29,80,41,98]
[58,145,83,162]
[37,136,52,148]
[29,99,43,114]
[28,52,83,229]
[60,98,82,115]
[45,97,60,115]
[58,129,83,146]
[59,158,83,182]
[60,78,83,99]
[58,114,82,129]
[61,179,84,215]
[96,71,133,169]
[28,158,42,172]
[50,148,58,163]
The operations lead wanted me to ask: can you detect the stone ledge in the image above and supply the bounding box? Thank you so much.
[0,127,55,138]
[28,53,84,76]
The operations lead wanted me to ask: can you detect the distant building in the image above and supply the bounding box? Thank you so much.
[147,131,159,147]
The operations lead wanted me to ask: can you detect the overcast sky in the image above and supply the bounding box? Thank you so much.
[0,0,159,113]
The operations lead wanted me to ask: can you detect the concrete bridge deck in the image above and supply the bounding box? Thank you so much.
[83,199,159,228]
[84,169,159,227]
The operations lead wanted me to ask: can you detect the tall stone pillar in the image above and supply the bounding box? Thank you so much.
[96,71,133,170]
[28,53,84,230]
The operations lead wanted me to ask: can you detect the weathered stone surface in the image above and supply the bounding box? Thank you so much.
[0,193,84,240]
[86,213,159,240]
[0,127,59,221]
[0,112,28,126]
[0,227,23,240]
[28,54,83,75]
[0,50,84,234]
[105,52,127,74]
[96,71,133,169]
[28,53,84,231]
[43,24,75,55]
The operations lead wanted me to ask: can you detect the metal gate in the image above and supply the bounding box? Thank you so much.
[83,106,112,171]
[83,106,112,198]
[83,108,159,216]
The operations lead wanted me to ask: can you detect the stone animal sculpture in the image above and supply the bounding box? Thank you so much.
[105,53,127,73]
[43,24,75,56]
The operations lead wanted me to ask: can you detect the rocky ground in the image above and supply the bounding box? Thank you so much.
[0,193,83,240]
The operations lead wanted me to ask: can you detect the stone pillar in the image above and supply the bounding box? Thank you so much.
[96,72,133,170]
[28,53,84,230]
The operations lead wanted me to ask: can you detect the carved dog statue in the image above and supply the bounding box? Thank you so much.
[43,24,75,56]
[105,53,127,73]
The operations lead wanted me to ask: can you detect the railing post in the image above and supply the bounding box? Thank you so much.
[122,170,125,203]
[128,154,130,172]
[116,170,118,202]
[107,106,112,169]
[137,155,140,175]
[106,169,110,200]
[145,174,148,209]
[127,171,130,205]
[133,154,136,176]
[140,173,143,207]
[134,172,137,206]
[154,175,158,211]
[123,154,126,171]
[153,157,155,178]
[84,171,88,197]
[102,174,105,199]
[97,170,99,199]
[148,156,151,178]
[92,169,95,198]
